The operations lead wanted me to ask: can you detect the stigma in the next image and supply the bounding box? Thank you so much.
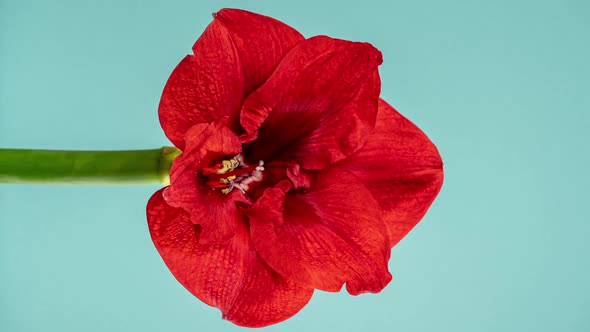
[202,154,264,194]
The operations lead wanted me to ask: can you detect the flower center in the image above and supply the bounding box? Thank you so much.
[201,154,264,194]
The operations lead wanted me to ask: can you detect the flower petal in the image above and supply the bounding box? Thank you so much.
[159,9,305,149]
[147,189,314,327]
[240,36,382,169]
[338,99,444,247]
[248,168,392,295]
[158,20,245,149]
[163,122,246,244]
[213,9,305,93]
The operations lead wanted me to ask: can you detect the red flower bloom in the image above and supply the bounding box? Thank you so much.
[147,8,443,327]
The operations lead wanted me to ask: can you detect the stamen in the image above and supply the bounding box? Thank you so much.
[220,175,237,184]
[221,181,235,194]
[204,156,264,194]
[217,159,240,174]
[201,155,240,176]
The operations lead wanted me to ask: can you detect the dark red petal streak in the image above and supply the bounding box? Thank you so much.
[214,9,305,94]
[147,189,313,327]
[163,122,245,244]
[338,99,444,247]
[241,36,382,169]
[159,9,305,148]
[158,20,245,149]
[248,168,392,295]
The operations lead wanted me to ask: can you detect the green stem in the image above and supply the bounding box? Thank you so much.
[0,147,181,185]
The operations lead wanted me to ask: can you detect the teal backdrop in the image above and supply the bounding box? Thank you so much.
[1,0,589,331]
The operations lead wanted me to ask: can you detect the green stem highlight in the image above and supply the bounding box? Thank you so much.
[0,147,181,185]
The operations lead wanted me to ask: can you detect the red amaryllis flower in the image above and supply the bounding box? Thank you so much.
[147,8,443,327]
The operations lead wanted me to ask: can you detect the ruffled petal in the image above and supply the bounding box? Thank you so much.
[159,9,305,149]
[158,20,245,149]
[163,122,246,244]
[240,36,382,169]
[147,189,314,328]
[213,9,305,93]
[248,168,392,295]
[338,99,444,247]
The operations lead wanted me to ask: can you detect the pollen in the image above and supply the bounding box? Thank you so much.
[220,175,237,184]
[216,158,240,174]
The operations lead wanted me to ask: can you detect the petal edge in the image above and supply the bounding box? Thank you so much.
[248,168,392,295]
[339,99,444,246]
[241,36,383,169]
[146,188,314,327]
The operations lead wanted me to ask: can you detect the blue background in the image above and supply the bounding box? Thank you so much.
[1,0,589,331]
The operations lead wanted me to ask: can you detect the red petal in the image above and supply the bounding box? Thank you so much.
[163,122,246,244]
[248,168,392,295]
[147,189,314,327]
[338,99,444,247]
[213,9,305,93]
[158,21,244,149]
[159,9,305,149]
[240,36,382,169]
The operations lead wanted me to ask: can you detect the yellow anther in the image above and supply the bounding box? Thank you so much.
[216,158,239,174]
[220,175,237,184]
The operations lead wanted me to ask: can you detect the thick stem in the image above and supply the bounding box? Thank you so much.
[0,147,181,185]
